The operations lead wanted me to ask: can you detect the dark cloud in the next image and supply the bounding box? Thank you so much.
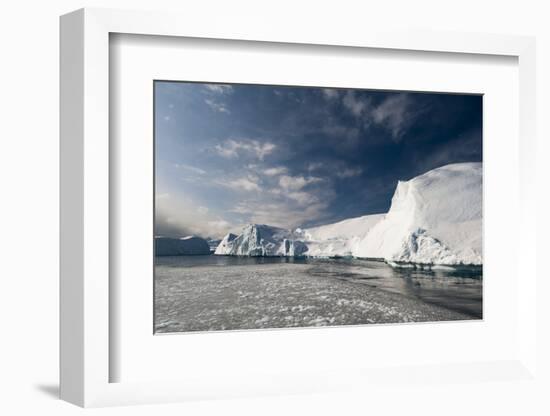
[155,82,482,238]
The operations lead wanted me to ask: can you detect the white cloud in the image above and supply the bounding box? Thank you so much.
[174,163,207,175]
[287,191,319,205]
[278,175,322,191]
[371,94,412,141]
[155,194,234,239]
[338,92,415,141]
[214,139,276,160]
[263,166,288,176]
[203,84,233,113]
[204,84,233,94]
[214,143,238,158]
[307,162,323,172]
[322,88,340,100]
[343,91,371,117]
[223,170,336,229]
[205,98,230,114]
[230,199,329,230]
[322,123,360,141]
[216,176,261,192]
[336,167,363,178]
[206,219,234,232]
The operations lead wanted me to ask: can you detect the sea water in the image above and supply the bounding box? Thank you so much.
[154,255,482,333]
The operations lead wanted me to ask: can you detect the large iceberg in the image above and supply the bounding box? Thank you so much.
[353,162,482,265]
[155,236,211,256]
[214,163,482,266]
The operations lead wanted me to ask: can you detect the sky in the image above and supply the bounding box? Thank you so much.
[155,81,482,240]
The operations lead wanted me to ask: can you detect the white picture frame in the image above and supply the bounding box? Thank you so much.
[60,7,537,408]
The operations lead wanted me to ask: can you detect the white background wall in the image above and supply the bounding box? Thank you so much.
[0,1,548,415]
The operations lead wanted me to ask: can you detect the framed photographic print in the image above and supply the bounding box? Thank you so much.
[153,81,483,334]
[60,8,538,408]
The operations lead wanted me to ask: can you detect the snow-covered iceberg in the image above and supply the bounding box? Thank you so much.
[214,163,482,266]
[297,214,384,257]
[353,162,482,265]
[155,236,211,256]
[214,232,237,255]
[214,215,384,258]
[214,224,308,256]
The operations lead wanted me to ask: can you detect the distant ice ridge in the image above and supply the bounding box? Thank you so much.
[155,236,211,256]
[206,238,222,252]
[214,162,482,266]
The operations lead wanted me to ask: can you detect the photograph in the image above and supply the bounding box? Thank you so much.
[153,81,483,334]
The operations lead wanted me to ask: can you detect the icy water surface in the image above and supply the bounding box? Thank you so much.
[154,256,482,333]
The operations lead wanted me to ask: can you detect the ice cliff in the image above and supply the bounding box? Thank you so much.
[353,162,482,265]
